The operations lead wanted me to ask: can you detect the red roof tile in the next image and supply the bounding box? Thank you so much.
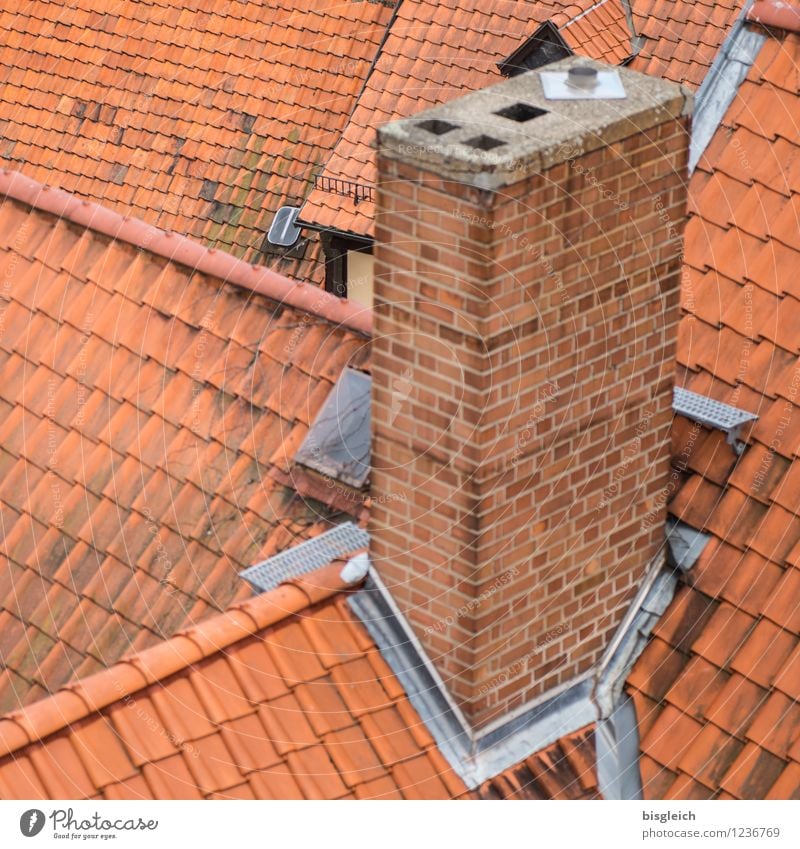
[0,175,374,712]
[0,564,592,799]
[0,1,394,280]
[630,31,800,800]
[630,0,746,89]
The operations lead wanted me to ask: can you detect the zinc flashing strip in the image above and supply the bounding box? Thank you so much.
[346,523,706,791]
[347,568,596,787]
[596,697,643,800]
[347,569,473,771]
[689,0,765,173]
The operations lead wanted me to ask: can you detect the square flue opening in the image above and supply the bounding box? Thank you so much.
[463,134,506,151]
[494,102,548,122]
[418,119,460,136]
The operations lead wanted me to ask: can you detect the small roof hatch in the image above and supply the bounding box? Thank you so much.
[294,367,371,488]
[498,21,572,77]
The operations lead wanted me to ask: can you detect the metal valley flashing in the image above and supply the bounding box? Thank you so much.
[346,522,710,795]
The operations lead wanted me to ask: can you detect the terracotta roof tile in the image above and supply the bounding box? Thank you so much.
[720,742,786,800]
[690,603,756,668]
[677,724,745,791]
[746,691,800,759]
[0,2,395,279]
[641,706,705,772]
[665,656,730,719]
[706,673,769,739]
[729,620,798,688]
[639,755,677,800]
[0,175,379,711]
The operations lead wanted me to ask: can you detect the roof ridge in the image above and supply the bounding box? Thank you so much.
[0,168,372,336]
[0,559,362,760]
[747,0,800,33]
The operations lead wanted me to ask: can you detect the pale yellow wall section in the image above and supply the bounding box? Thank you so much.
[348,250,374,307]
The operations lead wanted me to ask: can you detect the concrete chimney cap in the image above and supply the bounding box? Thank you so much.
[377,56,693,190]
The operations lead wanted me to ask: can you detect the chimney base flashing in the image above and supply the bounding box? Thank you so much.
[347,564,597,788]
[348,523,708,792]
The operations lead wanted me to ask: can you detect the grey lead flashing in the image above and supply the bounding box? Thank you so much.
[346,570,473,772]
[689,0,765,173]
[242,521,369,592]
[596,697,643,800]
[348,568,597,787]
[591,517,711,734]
[666,517,712,572]
[344,521,709,792]
[593,560,680,719]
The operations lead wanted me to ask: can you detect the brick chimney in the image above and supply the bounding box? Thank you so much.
[370,58,691,730]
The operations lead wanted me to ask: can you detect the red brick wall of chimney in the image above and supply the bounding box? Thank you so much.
[371,114,689,729]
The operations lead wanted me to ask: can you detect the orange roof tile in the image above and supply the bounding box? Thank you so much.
[560,0,632,64]
[630,0,747,88]
[0,171,374,714]
[470,725,600,799]
[300,0,634,238]
[0,563,598,799]
[629,30,800,800]
[0,0,394,280]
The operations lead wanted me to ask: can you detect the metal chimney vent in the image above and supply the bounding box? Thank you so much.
[241,521,369,592]
[540,67,626,100]
[673,386,758,453]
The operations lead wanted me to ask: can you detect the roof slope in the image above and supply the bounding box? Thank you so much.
[0,561,599,800]
[470,726,600,799]
[299,0,635,238]
[0,0,393,279]
[560,0,632,64]
[0,564,466,800]
[0,174,369,713]
[628,30,800,800]
[630,0,748,87]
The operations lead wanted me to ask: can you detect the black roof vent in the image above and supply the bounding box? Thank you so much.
[498,21,572,78]
[294,368,371,489]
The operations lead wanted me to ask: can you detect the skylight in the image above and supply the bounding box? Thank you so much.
[498,21,572,77]
[294,368,371,488]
